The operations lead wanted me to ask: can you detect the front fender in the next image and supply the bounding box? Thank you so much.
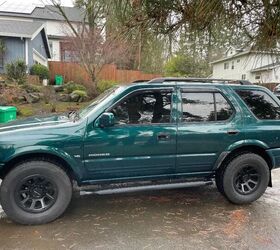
[0,145,84,182]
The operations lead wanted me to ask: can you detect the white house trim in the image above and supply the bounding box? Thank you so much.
[0,31,33,38]
[211,50,280,65]
[31,24,46,40]
[25,38,29,68]
[211,47,280,83]
[33,48,48,66]
[251,63,280,73]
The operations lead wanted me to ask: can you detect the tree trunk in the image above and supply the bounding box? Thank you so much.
[137,29,142,70]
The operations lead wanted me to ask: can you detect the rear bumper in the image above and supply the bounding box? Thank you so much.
[266,148,280,169]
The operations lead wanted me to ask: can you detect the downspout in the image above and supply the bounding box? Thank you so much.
[25,38,29,72]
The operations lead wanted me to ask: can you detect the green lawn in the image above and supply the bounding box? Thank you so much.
[17,101,92,118]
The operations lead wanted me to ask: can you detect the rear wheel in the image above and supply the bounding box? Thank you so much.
[222,153,269,204]
[0,160,72,225]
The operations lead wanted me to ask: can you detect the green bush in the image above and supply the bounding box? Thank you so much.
[30,64,50,80]
[5,60,27,84]
[20,84,41,93]
[97,80,118,94]
[72,90,87,97]
[72,90,88,102]
[17,106,34,117]
[65,81,86,94]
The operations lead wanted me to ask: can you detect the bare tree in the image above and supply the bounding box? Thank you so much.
[51,0,128,95]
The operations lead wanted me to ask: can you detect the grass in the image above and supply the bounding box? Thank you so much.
[17,101,92,119]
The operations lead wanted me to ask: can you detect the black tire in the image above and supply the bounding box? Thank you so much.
[215,168,225,195]
[0,160,72,225]
[222,153,269,204]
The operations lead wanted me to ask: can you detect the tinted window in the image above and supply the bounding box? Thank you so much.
[215,93,234,121]
[110,90,172,124]
[235,89,280,120]
[181,92,233,122]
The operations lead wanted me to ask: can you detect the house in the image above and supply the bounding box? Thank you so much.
[211,46,280,83]
[0,19,51,73]
[0,2,84,61]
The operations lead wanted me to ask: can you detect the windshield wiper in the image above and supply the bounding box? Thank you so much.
[68,111,80,121]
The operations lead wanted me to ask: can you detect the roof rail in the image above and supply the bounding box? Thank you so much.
[132,79,149,83]
[147,77,252,85]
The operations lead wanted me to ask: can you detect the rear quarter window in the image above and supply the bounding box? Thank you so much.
[235,89,280,120]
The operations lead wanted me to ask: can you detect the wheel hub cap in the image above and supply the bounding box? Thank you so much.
[15,175,58,213]
[234,166,260,195]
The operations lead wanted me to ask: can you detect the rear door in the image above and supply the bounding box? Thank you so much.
[176,86,244,175]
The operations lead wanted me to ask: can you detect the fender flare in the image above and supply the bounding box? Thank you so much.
[213,140,270,170]
[2,145,84,182]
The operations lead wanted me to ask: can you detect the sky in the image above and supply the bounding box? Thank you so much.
[0,0,75,7]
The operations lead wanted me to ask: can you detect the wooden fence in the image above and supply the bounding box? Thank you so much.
[49,62,161,84]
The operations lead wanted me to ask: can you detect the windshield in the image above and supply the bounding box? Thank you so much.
[78,86,124,118]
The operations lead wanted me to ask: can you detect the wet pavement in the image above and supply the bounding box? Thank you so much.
[0,170,280,250]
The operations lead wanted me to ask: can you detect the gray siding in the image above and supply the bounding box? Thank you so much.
[0,31,48,73]
[0,37,25,73]
[28,31,48,65]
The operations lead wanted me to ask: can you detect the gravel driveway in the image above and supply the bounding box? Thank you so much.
[0,170,280,250]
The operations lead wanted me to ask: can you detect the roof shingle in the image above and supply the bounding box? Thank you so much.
[0,20,44,38]
[0,4,85,23]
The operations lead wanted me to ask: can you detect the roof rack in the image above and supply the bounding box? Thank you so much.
[147,77,252,85]
[132,79,149,83]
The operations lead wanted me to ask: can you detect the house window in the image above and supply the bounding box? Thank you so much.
[224,62,229,70]
[255,75,261,80]
[231,61,234,69]
[242,74,246,80]
[237,59,240,63]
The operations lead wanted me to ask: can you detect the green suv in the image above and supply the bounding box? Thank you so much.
[1,78,280,225]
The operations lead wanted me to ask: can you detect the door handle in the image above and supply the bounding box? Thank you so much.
[227,130,239,135]
[157,133,170,140]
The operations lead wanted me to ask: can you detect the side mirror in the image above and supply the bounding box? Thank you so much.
[98,112,115,128]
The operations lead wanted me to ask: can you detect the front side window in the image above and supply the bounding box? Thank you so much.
[235,89,280,120]
[181,92,233,122]
[110,90,172,125]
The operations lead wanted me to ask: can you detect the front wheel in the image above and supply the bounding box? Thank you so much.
[222,153,270,204]
[0,160,72,225]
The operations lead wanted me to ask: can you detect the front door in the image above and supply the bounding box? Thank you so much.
[84,88,177,181]
[176,87,244,175]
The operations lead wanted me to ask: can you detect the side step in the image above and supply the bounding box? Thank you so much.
[80,180,213,196]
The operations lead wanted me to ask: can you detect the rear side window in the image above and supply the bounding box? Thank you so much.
[181,92,234,122]
[235,89,280,120]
